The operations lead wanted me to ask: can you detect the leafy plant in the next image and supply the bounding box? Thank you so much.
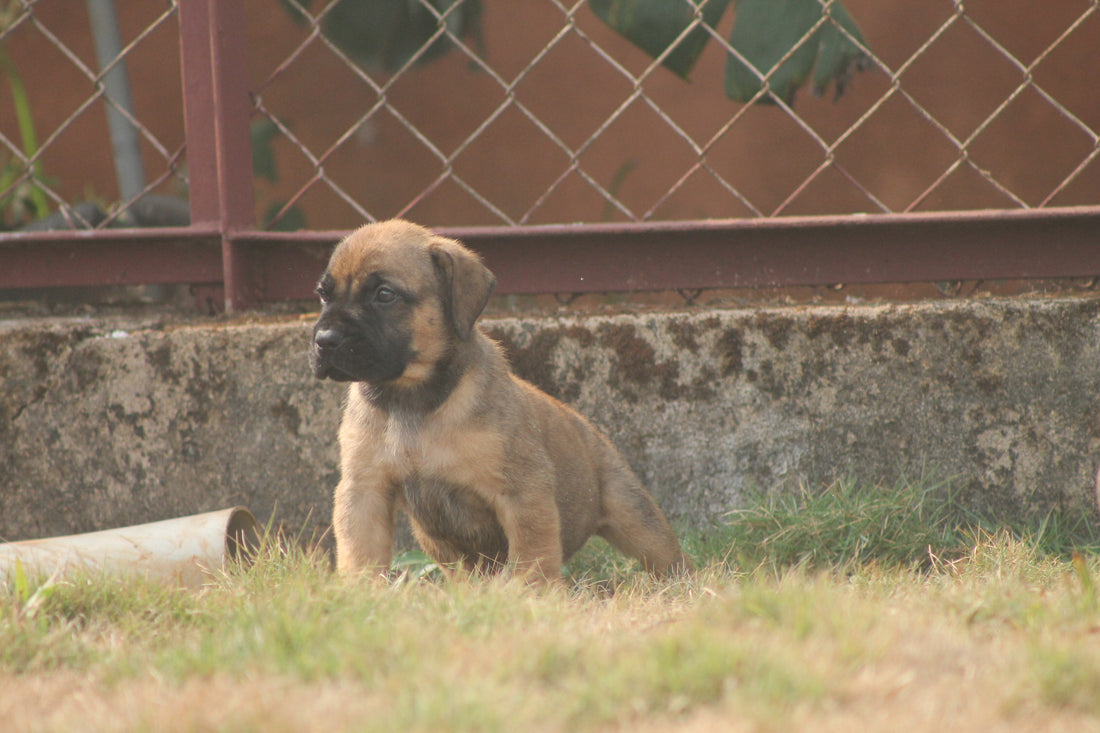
[280,0,866,107]
[3,559,60,624]
[725,0,868,104]
[252,118,307,231]
[589,0,732,80]
[0,36,51,229]
[280,0,483,73]
[590,0,870,105]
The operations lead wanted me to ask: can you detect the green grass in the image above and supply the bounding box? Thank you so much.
[684,478,1100,574]
[3,479,1100,732]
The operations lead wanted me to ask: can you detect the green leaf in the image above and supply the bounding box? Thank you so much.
[251,119,280,183]
[1072,552,1097,610]
[307,0,483,73]
[809,1,867,99]
[0,40,49,219]
[725,0,868,105]
[13,557,29,604]
[589,0,732,80]
[391,550,442,581]
[264,202,306,232]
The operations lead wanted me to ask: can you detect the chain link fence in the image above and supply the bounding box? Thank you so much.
[0,0,186,232]
[247,0,1100,231]
[0,0,1097,310]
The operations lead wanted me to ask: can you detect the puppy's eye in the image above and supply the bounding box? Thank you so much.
[375,286,398,305]
[315,283,332,304]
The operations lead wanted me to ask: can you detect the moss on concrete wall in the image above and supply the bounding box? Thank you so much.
[4,297,1100,543]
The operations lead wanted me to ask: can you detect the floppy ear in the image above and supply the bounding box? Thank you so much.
[429,237,496,339]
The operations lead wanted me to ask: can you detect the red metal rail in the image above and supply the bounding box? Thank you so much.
[1,0,1099,310]
[178,0,255,310]
[4,207,1100,306]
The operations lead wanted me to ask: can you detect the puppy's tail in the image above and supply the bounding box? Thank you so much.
[593,439,694,576]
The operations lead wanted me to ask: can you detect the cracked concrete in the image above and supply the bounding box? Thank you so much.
[4,296,1100,543]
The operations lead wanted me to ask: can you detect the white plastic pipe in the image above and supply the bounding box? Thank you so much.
[0,507,261,587]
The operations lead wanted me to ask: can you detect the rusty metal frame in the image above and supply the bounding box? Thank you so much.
[4,206,1100,305]
[1,1,1099,310]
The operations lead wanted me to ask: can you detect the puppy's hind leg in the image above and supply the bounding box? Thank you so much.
[596,459,693,576]
[493,488,566,586]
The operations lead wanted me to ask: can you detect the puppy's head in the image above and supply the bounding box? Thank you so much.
[309,220,496,387]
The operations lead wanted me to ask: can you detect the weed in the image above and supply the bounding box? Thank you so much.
[0,31,50,228]
[1072,551,1097,611]
[705,477,1100,575]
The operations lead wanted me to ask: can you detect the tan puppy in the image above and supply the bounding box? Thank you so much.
[310,220,692,583]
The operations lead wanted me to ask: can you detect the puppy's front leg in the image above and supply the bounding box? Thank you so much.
[333,478,397,580]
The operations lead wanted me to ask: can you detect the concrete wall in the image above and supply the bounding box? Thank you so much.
[4,296,1100,544]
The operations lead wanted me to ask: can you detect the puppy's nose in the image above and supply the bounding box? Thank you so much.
[314,328,344,349]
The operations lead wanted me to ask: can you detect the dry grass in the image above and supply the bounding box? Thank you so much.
[3,481,1100,732]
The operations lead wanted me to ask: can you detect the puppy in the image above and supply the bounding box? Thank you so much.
[310,220,692,583]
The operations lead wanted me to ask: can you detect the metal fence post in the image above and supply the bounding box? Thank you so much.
[179,0,256,311]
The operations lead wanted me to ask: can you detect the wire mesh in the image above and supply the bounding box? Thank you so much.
[249,0,1100,231]
[0,0,186,232]
[0,0,1097,239]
